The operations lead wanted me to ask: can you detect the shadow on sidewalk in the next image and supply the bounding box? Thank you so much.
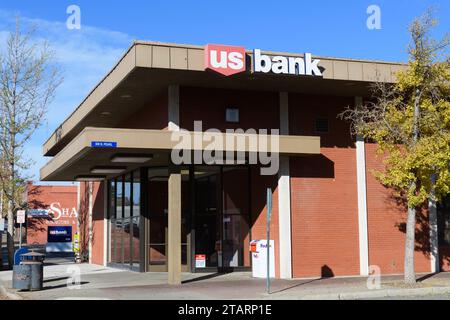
[270,264,335,294]
[416,273,438,282]
[270,278,323,294]
[40,281,90,291]
[182,272,228,284]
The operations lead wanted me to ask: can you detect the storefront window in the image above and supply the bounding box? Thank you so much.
[438,195,450,246]
[132,170,141,269]
[108,180,116,264]
[116,177,123,219]
[123,174,132,265]
[109,172,142,271]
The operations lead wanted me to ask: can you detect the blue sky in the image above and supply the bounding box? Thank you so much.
[0,0,448,182]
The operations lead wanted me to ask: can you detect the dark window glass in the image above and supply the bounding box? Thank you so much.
[132,170,141,268]
[133,171,140,217]
[116,177,123,219]
[315,118,329,133]
[124,174,132,218]
[438,195,450,246]
[226,108,239,123]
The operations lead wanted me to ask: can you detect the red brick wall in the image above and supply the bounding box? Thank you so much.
[91,182,105,265]
[289,93,360,278]
[118,91,168,130]
[290,150,360,278]
[365,143,431,274]
[180,87,280,131]
[79,182,105,265]
[27,184,78,246]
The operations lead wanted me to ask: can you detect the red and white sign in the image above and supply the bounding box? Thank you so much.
[195,254,206,268]
[17,210,26,224]
[204,44,246,76]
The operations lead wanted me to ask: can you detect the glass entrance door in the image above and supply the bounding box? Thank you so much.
[222,167,250,270]
[193,167,222,269]
[192,166,251,272]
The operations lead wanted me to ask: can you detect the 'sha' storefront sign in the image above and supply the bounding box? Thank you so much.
[26,183,79,249]
[28,202,78,225]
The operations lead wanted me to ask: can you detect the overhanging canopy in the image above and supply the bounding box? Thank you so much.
[40,127,320,181]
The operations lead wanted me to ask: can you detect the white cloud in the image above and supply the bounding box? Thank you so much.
[0,9,134,181]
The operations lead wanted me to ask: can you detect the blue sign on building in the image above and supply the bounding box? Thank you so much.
[28,209,50,217]
[48,226,72,243]
[91,141,118,148]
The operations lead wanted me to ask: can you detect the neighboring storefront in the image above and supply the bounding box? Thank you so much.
[26,183,79,252]
[39,41,450,284]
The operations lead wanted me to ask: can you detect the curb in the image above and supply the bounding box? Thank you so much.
[0,281,23,300]
[299,286,450,300]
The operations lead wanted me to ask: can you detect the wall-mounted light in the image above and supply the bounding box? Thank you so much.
[111,153,153,163]
[90,166,126,174]
[121,94,132,99]
[75,175,106,182]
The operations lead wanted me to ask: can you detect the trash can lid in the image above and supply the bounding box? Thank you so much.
[21,252,45,258]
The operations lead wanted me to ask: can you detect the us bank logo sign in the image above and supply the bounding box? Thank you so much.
[204,44,246,76]
[204,44,323,77]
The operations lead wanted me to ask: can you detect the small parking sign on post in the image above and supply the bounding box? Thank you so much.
[17,210,26,224]
[16,210,26,248]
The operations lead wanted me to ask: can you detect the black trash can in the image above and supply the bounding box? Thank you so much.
[19,252,45,291]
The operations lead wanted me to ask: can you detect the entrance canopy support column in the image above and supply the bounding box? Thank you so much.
[168,164,182,285]
[278,92,293,279]
[355,96,369,276]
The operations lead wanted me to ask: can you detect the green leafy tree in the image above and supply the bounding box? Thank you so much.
[0,18,62,268]
[340,10,449,284]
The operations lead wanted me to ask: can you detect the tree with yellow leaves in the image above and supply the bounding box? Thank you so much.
[341,10,449,284]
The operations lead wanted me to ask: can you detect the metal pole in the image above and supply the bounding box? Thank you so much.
[19,223,22,249]
[266,188,272,294]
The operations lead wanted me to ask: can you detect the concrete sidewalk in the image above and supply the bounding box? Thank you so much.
[1,263,450,300]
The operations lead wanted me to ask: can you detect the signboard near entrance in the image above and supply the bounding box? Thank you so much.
[195,254,206,268]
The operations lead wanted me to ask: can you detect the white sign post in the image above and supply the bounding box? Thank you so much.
[17,210,26,248]
[266,188,273,295]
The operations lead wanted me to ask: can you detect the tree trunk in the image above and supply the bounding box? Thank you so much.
[6,201,14,268]
[404,201,417,284]
[403,88,421,284]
